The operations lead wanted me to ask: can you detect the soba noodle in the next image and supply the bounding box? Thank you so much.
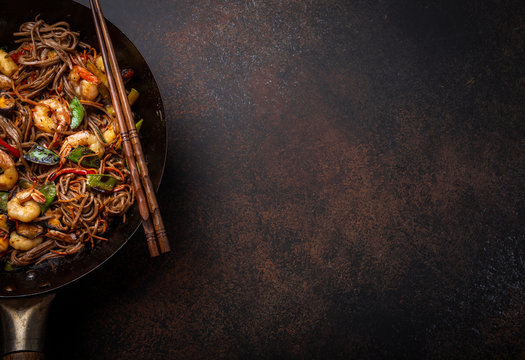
[0,18,135,268]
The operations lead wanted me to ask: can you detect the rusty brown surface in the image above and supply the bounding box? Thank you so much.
[47,0,525,359]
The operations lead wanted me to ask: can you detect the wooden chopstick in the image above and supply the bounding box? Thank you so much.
[89,0,170,256]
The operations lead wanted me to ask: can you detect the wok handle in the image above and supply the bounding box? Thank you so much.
[0,293,55,359]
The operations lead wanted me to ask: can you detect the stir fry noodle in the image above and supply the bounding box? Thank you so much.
[0,18,138,268]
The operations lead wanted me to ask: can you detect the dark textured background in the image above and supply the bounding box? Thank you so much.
[44,0,525,359]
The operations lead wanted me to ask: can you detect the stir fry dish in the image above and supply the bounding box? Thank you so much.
[0,18,140,269]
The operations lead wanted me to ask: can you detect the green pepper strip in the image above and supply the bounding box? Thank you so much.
[23,144,59,165]
[69,97,85,130]
[38,182,56,213]
[86,174,119,192]
[66,146,101,168]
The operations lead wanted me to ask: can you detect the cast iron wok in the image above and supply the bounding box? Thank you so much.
[0,0,167,356]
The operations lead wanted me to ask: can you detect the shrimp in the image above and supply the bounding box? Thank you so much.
[9,232,43,251]
[7,188,46,223]
[59,130,105,158]
[69,67,99,101]
[0,149,18,191]
[32,98,70,133]
[80,80,99,101]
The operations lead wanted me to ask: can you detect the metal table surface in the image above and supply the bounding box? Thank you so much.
[47,0,525,359]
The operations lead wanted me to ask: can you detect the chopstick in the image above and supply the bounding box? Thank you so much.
[89,0,170,256]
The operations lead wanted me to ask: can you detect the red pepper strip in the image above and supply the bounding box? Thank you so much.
[121,68,134,81]
[73,65,100,85]
[10,51,24,64]
[49,168,96,181]
[0,138,20,158]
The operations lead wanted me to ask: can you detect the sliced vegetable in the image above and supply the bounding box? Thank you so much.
[0,138,19,158]
[23,144,59,165]
[0,192,8,213]
[66,145,100,168]
[69,97,85,130]
[121,68,134,82]
[17,223,45,239]
[127,88,140,106]
[97,83,110,101]
[73,65,100,85]
[0,49,18,77]
[95,56,105,72]
[105,105,115,118]
[38,182,56,213]
[86,60,108,88]
[86,174,119,193]
[43,209,66,231]
[135,118,143,133]
[102,126,116,144]
[49,168,96,181]
[0,93,15,116]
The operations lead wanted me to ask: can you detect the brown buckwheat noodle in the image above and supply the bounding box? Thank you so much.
[0,18,135,267]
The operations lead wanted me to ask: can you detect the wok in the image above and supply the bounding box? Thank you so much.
[0,0,167,357]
